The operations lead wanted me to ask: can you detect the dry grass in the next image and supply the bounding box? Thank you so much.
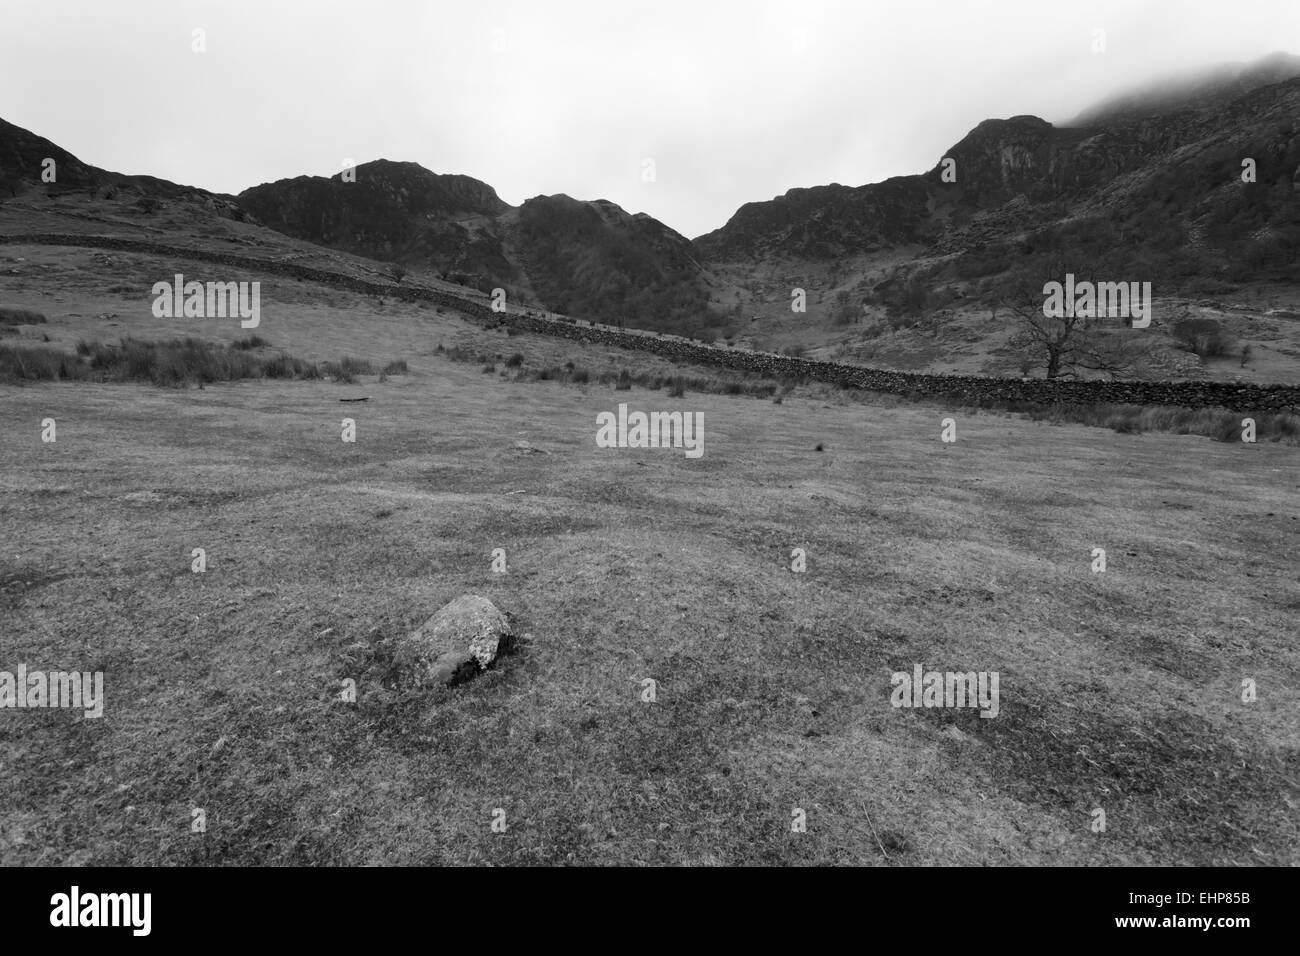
[1,357,1296,865]
[0,239,1296,866]
[0,306,47,326]
[0,339,393,387]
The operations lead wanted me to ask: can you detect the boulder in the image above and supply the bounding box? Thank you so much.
[394,595,514,690]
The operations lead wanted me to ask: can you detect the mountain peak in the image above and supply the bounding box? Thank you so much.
[1067,50,1300,126]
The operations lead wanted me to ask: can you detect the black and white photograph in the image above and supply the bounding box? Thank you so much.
[0,0,1295,927]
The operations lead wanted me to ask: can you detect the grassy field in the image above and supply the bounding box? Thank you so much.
[1,244,1298,866]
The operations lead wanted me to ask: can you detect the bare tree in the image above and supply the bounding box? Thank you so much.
[997,258,1144,380]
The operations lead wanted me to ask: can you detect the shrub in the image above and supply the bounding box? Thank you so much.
[381,360,409,375]
[1172,317,1235,358]
[505,353,524,368]
[667,376,686,398]
[615,369,632,391]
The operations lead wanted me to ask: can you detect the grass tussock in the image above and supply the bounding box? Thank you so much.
[317,356,374,385]
[1030,402,1300,444]
[0,339,402,388]
[929,391,1300,444]
[0,307,47,326]
[437,340,1299,444]
[437,343,788,400]
[428,339,1299,444]
[230,335,271,350]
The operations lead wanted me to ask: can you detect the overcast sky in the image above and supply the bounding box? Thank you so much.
[2,0,1298,238]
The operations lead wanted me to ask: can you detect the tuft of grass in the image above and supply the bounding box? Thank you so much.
[0,339,395,388]
[426,331,1298,445]
[1003,401,1300,444]
[230,335,271,350]
[0,345,81,381]
[0,307,47,326]
[319,356,375,383]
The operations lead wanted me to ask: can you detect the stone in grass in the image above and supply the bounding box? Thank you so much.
[394,595,516,690]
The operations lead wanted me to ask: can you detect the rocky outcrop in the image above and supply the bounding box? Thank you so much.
[237,167,712,334]
[693,176,933,261]
[0,118,250,219]
[692,66,1300,273]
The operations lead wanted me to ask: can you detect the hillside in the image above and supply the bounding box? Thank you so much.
[238,164,719,337]
[696,68,1300,278]
[4,52,1300,377]
[1,232,1297,866]
[237,160,518,288]
[1066,50,1300,126]
[689,58,1300,377]
[0,117,249,219]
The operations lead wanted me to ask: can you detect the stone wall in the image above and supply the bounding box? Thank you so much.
[5,232,1298,412]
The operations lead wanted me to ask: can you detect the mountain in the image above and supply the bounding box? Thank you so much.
[692,56,1300,295]
[691,116,1101,262]
[692,176,933,261]
[237,160,510,255]
[238,164,716,335]
[4,50,1299,353]
[1066,51,1300,127]
[0,117,249,218]
[509,194,711,330]
[238,160,518,287]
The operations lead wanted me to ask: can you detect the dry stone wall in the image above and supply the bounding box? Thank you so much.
[5,233,1298,412]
